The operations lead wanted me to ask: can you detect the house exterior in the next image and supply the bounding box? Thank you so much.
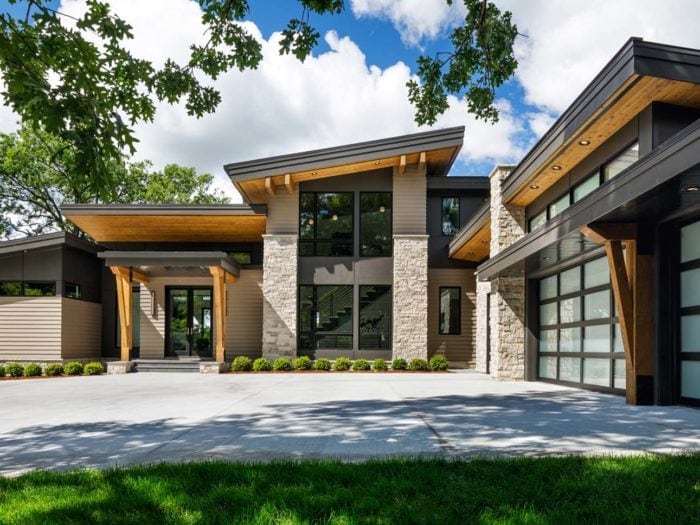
[1,38,699,406]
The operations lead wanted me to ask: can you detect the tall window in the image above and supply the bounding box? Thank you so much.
[360,192,392,257]
[359,285,391,349]
[441,197,460,235]
[299,285,353,350]
[679,220,700,403]
[439,287,461,335]
[300,192,353,256]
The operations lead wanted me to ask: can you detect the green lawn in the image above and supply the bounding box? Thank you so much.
[0,455,698,524]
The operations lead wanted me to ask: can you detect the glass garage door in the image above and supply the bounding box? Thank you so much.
[680,221,700,404]
[537,255,626,391]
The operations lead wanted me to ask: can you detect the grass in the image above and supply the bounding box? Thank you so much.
[0,455,698,524]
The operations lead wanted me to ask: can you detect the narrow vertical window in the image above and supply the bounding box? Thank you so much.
[441,197,460,235]
[359,285,391,349]
[439,287,461,335]
[360,192,392,257]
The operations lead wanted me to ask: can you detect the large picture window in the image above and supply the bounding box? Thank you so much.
[299,285,353,350]
[439,287,461,335]
[359,285,392,349]
[537,255,625,391]
[300,192,353,256]
[0,281,55,296]
[360,192,392,257]
[441,197,460,236]
[679,219,700,403]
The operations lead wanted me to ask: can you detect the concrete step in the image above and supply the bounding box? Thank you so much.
[133,360,202,373]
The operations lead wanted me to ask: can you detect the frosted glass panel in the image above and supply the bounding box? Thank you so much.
[560,327,581,352]
[585,290,611,320]
[583,358,610,386]
[559,357,581,382]
[539,356,557,379]
[613,324,624,353]
[540,303,558,326]
[560,297,581,323]
[681,315,700,352]
[549,194,570,218]
[540,275,557,300]
[584,257,609,289]
[584,324,610,352]
[680,361,700,399]
[539,330,557,352]
[681,220,700,263]
[560,267,581,295]
[614,359,626,389]
[573,174,599,202]
[681,268,700,308]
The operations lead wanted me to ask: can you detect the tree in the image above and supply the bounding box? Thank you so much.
[0,126,228,238]
[0,0,518,198]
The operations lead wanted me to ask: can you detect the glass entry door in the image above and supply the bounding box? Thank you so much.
[166,287,213,358]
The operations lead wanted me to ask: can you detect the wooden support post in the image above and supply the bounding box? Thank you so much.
[209,266,227,363]
[111,267,133,362]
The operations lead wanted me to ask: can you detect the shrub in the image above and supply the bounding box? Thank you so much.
[392,358,407,371]
[64,362,84,376]
[372,358,388,371]
[231,356,253,372]
[253,357,272,372]
[292,356,313,370]
[23,363,43,377]
[408,358,429,371]
[0,365,5,377]
[429,355,449,371]
[84,362,104,375]
[333,357,352,371]
[273,357,293,371]
[352,358,371,371]
[6,362,24,377]
[46,363,64,376]
[313,358,331,371]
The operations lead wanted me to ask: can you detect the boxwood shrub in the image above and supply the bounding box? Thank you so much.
[372,358,388,371]
[392,358,407,371]
[333,357,352,371]
[84,362,104,375]
[253,357,272,372]
[429,355,449,371]
[352,358,371,371]
[64,362,84,376]
[273,357,293,371]
[6,362,24,377]
[0,365,6,377]
[23,363,43,377]
[292,356,313,370]
[313,358,331,371]
[46,363,64,376]
[408,358,429,371]
[231,356,253,372]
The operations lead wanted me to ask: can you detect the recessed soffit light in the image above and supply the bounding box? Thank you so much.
[551,165,562,171]
[578,139,591,146]
[530,185,540,190]
[684,186,700,193]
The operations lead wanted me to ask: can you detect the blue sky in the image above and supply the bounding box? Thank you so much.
[2,1,700,196]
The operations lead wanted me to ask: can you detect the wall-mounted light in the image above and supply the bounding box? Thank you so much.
[551,165,562,171]
[379,206,386,213]
[578,139,591,146]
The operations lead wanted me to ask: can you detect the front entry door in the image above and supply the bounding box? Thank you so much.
[166,287,213,357]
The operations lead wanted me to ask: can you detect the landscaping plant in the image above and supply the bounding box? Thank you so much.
[313,358,331,371]
[408,358,429,371]
[272,357,293,371]
[231,356,253,372]
[429,355,449,371]
[252,357,272,372]
[292,356,313,370]
[45,363,64,377]
[5,362,24,377]
[83,362,104,375]
[372,358,388,371]
[391,358,407,371]
[333,357,352,371]
[352,359,371,371]
[23,363,43,377]
[0,365,5,377]
[64,362,84,376]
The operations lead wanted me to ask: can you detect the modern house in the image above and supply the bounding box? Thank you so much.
[0,38,698,406]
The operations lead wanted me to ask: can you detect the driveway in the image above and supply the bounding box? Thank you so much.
[0,371,698,476]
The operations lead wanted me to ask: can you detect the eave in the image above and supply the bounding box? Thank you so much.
[448,202,491,262]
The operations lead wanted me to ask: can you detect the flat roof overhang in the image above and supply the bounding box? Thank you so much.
[224,127,465,204]
[62,204,267,243]
[98,251,240,279]
[448,202,491,262]
[501,39,700,208]
[477,118,700,281]
[0,231,98,255]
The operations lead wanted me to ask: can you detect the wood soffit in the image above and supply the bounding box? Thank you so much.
[449,219,491,262]
[508,75,700,207]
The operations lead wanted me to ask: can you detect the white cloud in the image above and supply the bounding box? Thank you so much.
[349,0,464,46]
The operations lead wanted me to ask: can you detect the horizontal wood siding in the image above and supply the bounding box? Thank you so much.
[0,296,62,361]
[393,164,426,234]
[427,268,477,368]
[61,298,102,359]
[266,192,299,235]
[226,269,263,360]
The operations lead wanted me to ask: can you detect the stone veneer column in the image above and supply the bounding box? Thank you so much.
[262,234,297,359]
[486,165,526,380]
[392,235,429,360]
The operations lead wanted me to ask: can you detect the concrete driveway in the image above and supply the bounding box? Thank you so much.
[0,371,698,476]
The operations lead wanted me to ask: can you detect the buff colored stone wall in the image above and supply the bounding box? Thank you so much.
[392,235,429,360]
[262,234,298,359]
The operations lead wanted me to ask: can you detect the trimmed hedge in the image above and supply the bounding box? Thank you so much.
[333,357,352,371]
[253,357,272,372]
[6,362,24,377]
[352,359,371,371]
[313,358,331,371]
[391,358,407,371]
[429,355,449,371]
[46,363,64,376]
[273,357,293,371]
[23,363,43,377]
[84,362,104,375]
[408,358,429,371]
[0,365,5,377]
[292,356,313,370]
[64,362,84,376]
[231,356,253,372]
[372,358,388,371]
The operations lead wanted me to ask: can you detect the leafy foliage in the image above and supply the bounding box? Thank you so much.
[391,358,407,371]
[372,358,388,371]
[252,357,272,372]
[408,358,429,371]
[231,356,253,372]
[45,363,64,376]
[64,361,84,376]
[429,355,450,371]
[292,355,313,370]
[272,357,293,371]
[333,357,351,371]
[352,358,370,371]
[0,1,518,198]
[313,358,331,371]
[23,363,42,377]
[83,362,104,375]
[0,365,5,377]
[5,362,24,377]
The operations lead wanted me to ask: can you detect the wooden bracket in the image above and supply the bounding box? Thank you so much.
[284,173,296,194]
[397,154,406,176]
[265,177,276,196]
[418,151,426,171]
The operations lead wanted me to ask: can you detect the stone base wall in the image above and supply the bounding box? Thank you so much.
[262,234,298,359]
[489,270,525,380]
[392,235,428,360]
[475,278,491,374]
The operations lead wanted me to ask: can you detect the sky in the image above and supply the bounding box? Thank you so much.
[2,0,700,200]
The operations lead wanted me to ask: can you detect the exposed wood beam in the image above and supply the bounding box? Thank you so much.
[265,177,276,196]
[418,151,426,171]
[111,266,132,361]
[605,240,634,365]
[209,266,227,363]
[397,154,406,176]
[129,268,150,284]
[284,173,296,194]
[579,223,637,244]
